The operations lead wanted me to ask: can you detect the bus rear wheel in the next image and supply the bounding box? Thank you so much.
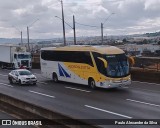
[53,73,58,83]
[88,78,96,89]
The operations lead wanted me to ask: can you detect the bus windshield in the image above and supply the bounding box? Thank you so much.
[104,54,129,78]
[18,54,30,59]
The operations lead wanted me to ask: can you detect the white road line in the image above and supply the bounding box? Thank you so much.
[132,81,160,86]
[29,90,55,98]
[126,99,160,107]
[33,73,41,75]
[0,74,8,77]
[37,81,47,85]
[85,105,132,119]
[0,83,13,87]
[65,86,91,93]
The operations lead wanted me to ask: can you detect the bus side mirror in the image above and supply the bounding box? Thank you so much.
[97,57,108,68]
[128,56,135,66]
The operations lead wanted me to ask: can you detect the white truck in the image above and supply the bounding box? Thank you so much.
[0,45,32,69]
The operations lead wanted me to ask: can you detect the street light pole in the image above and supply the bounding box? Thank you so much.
[27,19,39,52]
[60,0,66,46]
[73,15,76,45]
[55,15,76,45]
[101,23,103,44]
[101,13,115,44]
[27,26,30,52]
[12,26,23,45]
[21,31,23,45]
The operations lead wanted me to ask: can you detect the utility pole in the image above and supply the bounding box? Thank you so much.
[60,0,66,46]
[27,26,30,52]
[101,23,103,44]
[73,15,76,45]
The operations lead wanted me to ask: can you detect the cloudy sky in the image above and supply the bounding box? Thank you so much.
[0,0,160,39]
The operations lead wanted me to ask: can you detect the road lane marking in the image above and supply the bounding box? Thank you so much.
[132,81,160,86]
[0,74,7,76]
[126,99,160,107]
[33,73,41,75]
[29,90,55,98]
[65,86,91,93]
[85,105,132,119]
[37,81,47,85]
[0,83,13,87]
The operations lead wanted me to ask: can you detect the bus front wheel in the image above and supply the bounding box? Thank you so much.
[53,73,58,83]
[88,78,96,89]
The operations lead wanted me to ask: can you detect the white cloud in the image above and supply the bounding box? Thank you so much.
[0,0,160,39]
[144,0,160,11]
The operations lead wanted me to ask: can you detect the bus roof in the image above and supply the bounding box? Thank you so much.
[41,45,124,54]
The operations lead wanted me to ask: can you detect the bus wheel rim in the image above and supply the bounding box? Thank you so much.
[54,76,57,82]
[91,81,95,88]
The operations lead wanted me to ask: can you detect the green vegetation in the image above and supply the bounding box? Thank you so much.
[145,31,160,37]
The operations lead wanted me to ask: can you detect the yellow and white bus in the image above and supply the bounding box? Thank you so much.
[40,45,134,89]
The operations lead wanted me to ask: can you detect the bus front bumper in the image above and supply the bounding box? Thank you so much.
[99,79,131,88]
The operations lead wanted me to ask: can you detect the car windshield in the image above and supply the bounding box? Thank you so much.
[104,54,130,78]
[18,71,32,75]
[18,54,30,59]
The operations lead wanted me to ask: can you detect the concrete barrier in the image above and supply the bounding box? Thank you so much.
[0,93,99,128]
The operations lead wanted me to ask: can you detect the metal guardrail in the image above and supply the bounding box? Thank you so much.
[132,57,160,72]
[32,53,40,63]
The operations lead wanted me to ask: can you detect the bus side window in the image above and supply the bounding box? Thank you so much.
[96,58,106,75]
[83,52,93,67]
[92,52,106,75]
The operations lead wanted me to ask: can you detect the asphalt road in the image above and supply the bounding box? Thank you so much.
[0,69,160,128]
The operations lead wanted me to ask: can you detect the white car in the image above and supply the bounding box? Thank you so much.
[8,69,37,85]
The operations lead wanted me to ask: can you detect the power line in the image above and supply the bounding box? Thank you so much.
[75,22,99,28]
